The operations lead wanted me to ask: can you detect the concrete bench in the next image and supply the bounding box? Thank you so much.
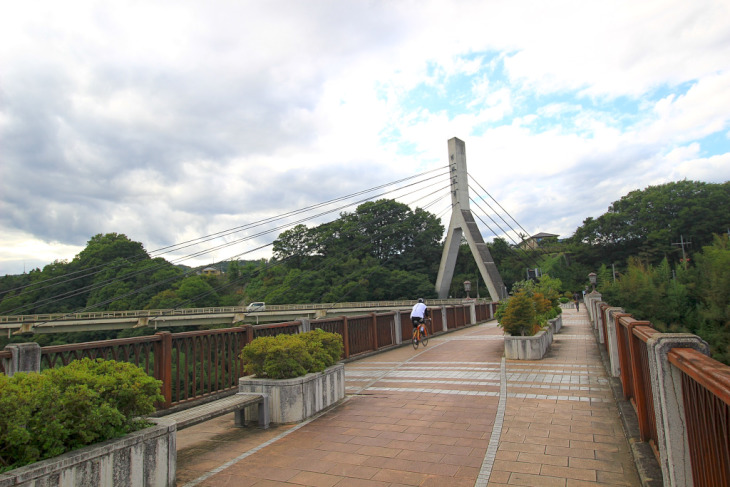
[164,393,270,430]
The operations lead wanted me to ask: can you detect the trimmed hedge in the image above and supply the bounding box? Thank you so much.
[0,358,163,473]
[240,328,343,380]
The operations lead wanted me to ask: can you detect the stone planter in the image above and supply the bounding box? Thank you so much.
[0,418,176,487]
[553,314,563,333]
[503,317,560,360]
[504,329,551,360]
[238,363,345,424]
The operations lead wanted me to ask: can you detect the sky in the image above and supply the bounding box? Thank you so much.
[1,0,729,276]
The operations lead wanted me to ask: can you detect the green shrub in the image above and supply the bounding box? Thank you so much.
[240,329,343,380]
[498,291,538,336]
[499,276,564,336]
[263,334,312,379]
[0,359,163,473]
[299,328,344,369]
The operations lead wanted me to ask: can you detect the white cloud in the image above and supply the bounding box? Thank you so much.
[0,0,729,276]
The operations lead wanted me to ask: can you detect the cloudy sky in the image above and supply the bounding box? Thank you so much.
[1,0,729,276]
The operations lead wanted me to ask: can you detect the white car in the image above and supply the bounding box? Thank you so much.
[246,302,265,312]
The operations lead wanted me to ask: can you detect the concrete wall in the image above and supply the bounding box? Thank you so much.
[0,418,176,487]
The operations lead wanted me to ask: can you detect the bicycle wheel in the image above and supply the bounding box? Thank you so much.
[411,329,419,349]
[420,325,429,347]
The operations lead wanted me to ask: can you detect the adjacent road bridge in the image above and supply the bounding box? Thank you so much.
[0,298,484,335]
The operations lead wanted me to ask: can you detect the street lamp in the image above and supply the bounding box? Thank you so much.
[588,272,597,292]
[464,280,471,298]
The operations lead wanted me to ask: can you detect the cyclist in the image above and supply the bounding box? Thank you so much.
[410,298,429,340]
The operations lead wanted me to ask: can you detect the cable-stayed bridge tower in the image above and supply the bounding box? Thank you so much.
[435,137,508,301]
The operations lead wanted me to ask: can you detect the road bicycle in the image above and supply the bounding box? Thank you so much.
[412,318,430,349]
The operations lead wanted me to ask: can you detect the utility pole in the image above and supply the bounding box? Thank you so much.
[672,235,692,270]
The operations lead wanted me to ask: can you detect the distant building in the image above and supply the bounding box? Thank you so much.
[200,267,222,276]
[519,232,559,250]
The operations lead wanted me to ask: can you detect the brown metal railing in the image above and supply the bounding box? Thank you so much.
[668,348,730,487]
[430,308,443,332]
[253,321,301,338]
[168,327,252,406]
[376,313,395,348]
[613,313,634,400]
[8,302,492,409]
[588,295,730,486]
[625,321,660,458]
[41,335,160,376]
[613,315,659,455]
[446,307,457,329]
[346,315,374,356]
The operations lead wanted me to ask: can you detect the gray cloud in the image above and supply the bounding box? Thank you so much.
[1,1,728,276]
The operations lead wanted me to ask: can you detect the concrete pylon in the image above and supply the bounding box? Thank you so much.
[435,138,507,301]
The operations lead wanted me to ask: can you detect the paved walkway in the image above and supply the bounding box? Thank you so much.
[175,308,640,486]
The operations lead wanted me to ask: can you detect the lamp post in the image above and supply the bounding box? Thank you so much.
[588,272,597,292]
[464,280,471,299]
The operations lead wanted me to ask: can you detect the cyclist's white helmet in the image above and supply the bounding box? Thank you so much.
[418,298,424,303]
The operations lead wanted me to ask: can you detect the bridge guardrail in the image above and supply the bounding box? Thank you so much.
[1,302,497,409]
[585,292,730,487]
[0,299,484,324]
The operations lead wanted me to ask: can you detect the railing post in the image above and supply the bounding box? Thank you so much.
[154,331,173,408]
[371,313,378,351]
[604,307,625,377]
[585,291,601,326]
[596,303,608,345]
[647,334,710,487]
[3,343,41,377]
[393,311,402,345]
[342,317,350,359]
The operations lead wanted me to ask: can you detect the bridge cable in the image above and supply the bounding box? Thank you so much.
[10,169,452,319]
[1,167,449,301]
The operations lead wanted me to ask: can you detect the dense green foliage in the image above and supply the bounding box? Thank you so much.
[1,182,728,362]
[570,180,730,267]
[0,233,185,315]
[0,359,163,472]
[496,276,563,336]
[599,235,730,363]
[240,329,343,379]
[263,199,444,303]
[0,200,448,319]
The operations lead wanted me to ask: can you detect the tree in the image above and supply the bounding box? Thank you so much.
[74,233,149,269]
[272,225,321,267]
[570,181,730,267]
[172,276,219,308]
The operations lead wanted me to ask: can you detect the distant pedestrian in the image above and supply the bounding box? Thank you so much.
[573,292,580,311]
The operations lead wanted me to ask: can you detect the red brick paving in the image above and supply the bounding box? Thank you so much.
[175,309,641,486]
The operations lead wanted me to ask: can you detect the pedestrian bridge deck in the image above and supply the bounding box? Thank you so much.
[175,308,640,487]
